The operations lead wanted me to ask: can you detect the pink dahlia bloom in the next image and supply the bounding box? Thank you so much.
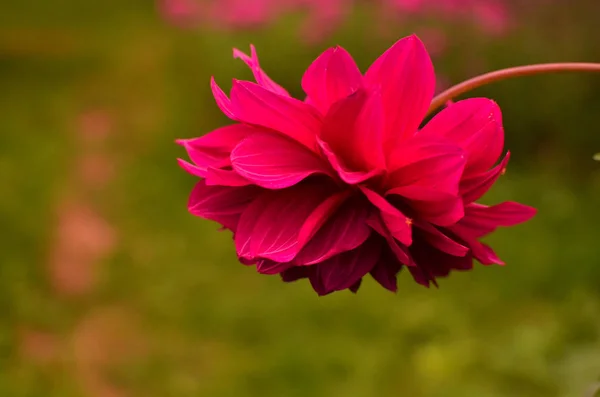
[178,35,536,295]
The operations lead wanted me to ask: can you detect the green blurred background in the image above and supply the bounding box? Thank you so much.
[2,1,600,396]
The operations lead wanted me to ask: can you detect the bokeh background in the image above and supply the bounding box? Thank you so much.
[2,1,600,396]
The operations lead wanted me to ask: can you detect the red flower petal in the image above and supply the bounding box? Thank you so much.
[297,190,352,247]
[320,88,386,172]
[408,195,465,226]
[366,213,412,265]
[317,137,384,184]
[231,132,334,189]
[369,247,403,292]
[187,180,261,230]
[386,137,466,198]
[360,186,412,245]
[256,260,294,275]
[460,151,510,203]
[451,201,537,238]
[177,158,207,178]
[235,182,334,262]
[365,35,435,149]
[280,266,310,282]
[230,80,322,150]
[233,44,290,97]
[419,98,504,176]
[176,124,257,169]
[310,238,382,295]
[414,220,469,257]
[468,240,504,265]
[294,195,372,265]
[301,46,363,114]
[409,239,474,287]
[204,167,251,186]
[210,76,236,119]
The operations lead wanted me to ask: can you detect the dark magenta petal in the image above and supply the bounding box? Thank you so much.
[414,220,469,257]
[469,240,504,265]
[360,186,412,245]
[280,266,310,282]
[231,132,334,189]
[229,80,322,150]
[176,124,257,169]
[312,238,382,295]
[233,45,290,97]
[349,279,362,293]
[301,46,363,114]
[320,88,386,172]
[366,213,411,265]
[409,238,474,287]
[419,98,504,175]
[187,181,261,230]
[297,191,352,247]
[294,195,372,265]
[369,247,403,292]
[460,152,510,203]
[235,181,334,262]
[365,35,435,149]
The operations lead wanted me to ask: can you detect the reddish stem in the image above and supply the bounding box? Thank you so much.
[428,63,600,116]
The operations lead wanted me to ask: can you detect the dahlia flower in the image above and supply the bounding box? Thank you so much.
[178,35,536,295]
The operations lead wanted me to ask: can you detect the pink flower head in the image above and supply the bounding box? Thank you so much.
[178,35,536,295]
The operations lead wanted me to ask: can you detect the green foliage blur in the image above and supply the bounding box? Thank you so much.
[1,1,600,396]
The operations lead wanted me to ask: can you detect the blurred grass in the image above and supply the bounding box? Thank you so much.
[1,1,600,396]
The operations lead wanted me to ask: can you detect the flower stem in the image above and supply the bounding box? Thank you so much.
[427,63,600,116]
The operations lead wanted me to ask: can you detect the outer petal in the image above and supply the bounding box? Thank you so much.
[233,45,290,97]
[366,213,411,265]
[280,266,310,283]
[320,88,386,172]
[187,180,261,230]
[469,240,504,265]
[176,124,257,169]
[360,186,412,245]
[178,158,208,178]
[204,167,251,186]
[256,260,294,275]
[231,132,335,189]
[235,181,335,262]
[369,247,403,292]
[460,152,510,203]
[409,237,474,287]
[364,35,435,148]
[451,201,537,238]
[211,77,236,119]
[294,195,372,265]
[310,237,382,295]
[301,46,363,114]
[230,80,322,150]
[419,98,504,176]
